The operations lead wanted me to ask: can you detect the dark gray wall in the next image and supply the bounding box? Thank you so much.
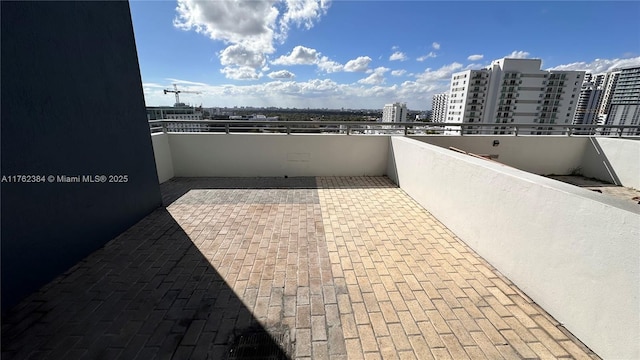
[1,1,162,311]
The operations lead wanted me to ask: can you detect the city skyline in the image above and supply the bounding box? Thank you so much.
[130,0,640,110]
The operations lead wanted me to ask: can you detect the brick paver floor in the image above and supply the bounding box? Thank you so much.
[1,177,599,359]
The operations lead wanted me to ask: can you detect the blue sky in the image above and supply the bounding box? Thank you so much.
[130,0,640,110]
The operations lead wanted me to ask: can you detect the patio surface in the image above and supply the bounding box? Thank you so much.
[2,176,599,359]
[547,175,640,206]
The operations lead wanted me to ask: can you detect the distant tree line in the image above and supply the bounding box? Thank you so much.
[203,108,427,122]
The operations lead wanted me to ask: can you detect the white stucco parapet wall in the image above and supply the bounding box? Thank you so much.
[164,133,389,177]
[410,135,588,176]
[388,136,640,360]
[581,137,640,190]
[411,135,640,190]
[151,133,174,184]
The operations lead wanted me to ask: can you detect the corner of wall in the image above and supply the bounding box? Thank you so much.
[386,137,399,185]
[591,138,640,189]
[151,133,175,183]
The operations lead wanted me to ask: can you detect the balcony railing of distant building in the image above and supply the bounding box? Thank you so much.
[148,120,640,137]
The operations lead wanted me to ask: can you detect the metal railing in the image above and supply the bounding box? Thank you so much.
[149,120,640,137]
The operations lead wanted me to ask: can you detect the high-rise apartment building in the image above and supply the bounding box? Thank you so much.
[596,70,621,123]
[606,66,640,135]
[382,102,407,123]
[592,74,606,89]
[431,93,448,122]
[445,58,584,134]
[573,79,603,133]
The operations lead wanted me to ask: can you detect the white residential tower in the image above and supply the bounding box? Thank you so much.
[445,58,584,135]
[431,93,448,122]
[606,66,640,135]
[382,102,407,123]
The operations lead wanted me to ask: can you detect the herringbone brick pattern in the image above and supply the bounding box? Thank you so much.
[1,177,599,359]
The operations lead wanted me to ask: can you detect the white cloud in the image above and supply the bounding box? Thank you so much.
[391,70,407,76]
[220,66,262,80]
[505,50,531,59]
[415,62,463,83]
[165,79,209,87]
[268,70,295,79]
[143,82,166,89]
[272,45,319,65]
[317,56,343,73]
[174,0,278,53]
[298,78,340,93]
[272,46,372,74]
[174,0,330,79]
[344,56,372,72]
[279,0,331,35]
[416,52,437,61]
[432,42,440,50]
[467,54,484,61]
[395,80,441,104]
[357,67,389,85]
[220,44,268,69]
[546,56,640,74]
[389,52,407,61]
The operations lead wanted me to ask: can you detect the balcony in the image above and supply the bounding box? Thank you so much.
[149,129,636,357]
[4,126,638,359]
[3,2,638,359]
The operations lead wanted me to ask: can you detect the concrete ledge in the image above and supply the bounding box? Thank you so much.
[389,136,640,360]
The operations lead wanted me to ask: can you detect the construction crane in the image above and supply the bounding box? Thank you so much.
[164,84,201,107]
